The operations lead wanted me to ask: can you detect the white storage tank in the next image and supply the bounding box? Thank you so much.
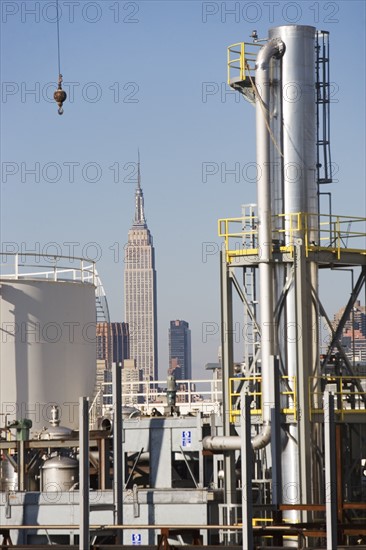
[0,255,97,430]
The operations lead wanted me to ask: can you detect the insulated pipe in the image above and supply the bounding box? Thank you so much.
[204,38,285,454]
[203,436,242,451]
[253,37,285,450]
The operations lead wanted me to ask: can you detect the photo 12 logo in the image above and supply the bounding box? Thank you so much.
[201,2,340,24]
[2,1,140,24]
[0,240,133,264]
[2,81,140,105]
[1,160,140,184]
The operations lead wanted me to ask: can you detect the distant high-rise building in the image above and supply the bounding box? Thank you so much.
[96,322,129,367]
[121,359,143,405]
[333,300,366,363]
[94,323,129,414]
[124,156,158,382]
[169,320,192,380]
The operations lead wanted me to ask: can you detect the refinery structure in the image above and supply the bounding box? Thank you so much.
[1,24,366,549]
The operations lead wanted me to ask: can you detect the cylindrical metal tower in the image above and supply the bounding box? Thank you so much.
[268,25,320,520]
[0,254,97,430]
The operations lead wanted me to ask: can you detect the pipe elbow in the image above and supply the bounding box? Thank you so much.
[203,427,272,452]
[251,422,271,450]
[256,38,285,71]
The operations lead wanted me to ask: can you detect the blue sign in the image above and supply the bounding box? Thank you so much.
[132,533,142,545]
[182,430,192,447]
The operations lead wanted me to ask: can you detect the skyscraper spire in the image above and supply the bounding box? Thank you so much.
[134,149,146,227]
[125,150,158,383]
[137,148,141,189]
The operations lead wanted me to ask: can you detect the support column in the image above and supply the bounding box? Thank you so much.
[241,393,253,550]
[113,361,123,544]
[99,437,111,490]
[79,396,90,550]
[294,240,313,512]
[336,425,344,529]
[18,440,25,492]
[324,391,337,549]
[271,360,283,545]
[220,252,236,513]
[271,360,282,508]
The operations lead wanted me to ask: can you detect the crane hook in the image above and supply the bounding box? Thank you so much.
[54,74,67,115]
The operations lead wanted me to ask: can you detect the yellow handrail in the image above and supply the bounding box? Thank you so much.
[227,42,244,83]
[219,212,366,263]
[227,42,261,84]
[309,376,366,420]
[229,376,297,423]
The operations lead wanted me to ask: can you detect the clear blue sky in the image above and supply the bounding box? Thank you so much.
[1,1,365,377]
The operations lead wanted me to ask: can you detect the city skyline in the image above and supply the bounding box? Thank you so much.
[124,157,158,381]
[2,2,364,378]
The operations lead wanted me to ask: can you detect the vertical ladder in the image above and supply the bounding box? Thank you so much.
[241,204,260,376]
[316,31,333,185]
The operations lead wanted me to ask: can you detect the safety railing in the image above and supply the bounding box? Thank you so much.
[218,215,259,263]
[218,212,366,263]
[229,376,297,423]
[309,376,366,421]
[0,252,96,285]
[89,378,224,426]
[277,213,366,259]
[227,42,261,84]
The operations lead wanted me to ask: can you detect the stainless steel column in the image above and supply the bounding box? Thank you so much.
[268,25,319,523]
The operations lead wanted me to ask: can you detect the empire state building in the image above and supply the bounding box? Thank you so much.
[124,159,158,382]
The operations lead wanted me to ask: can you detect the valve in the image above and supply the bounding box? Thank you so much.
[7,418,33,441]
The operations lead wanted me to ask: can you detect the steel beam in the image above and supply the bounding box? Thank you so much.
[79,396,90,550]
[240,393,253,550]
[271,361,282,507]
[113,361,123,544]
[324,391,337,549]
[294,239,312,511]
[220,252,236,514]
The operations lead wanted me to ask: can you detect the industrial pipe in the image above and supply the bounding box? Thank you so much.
[253,37,284,450]
[203,436,242,451]
[204,38,285,454]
